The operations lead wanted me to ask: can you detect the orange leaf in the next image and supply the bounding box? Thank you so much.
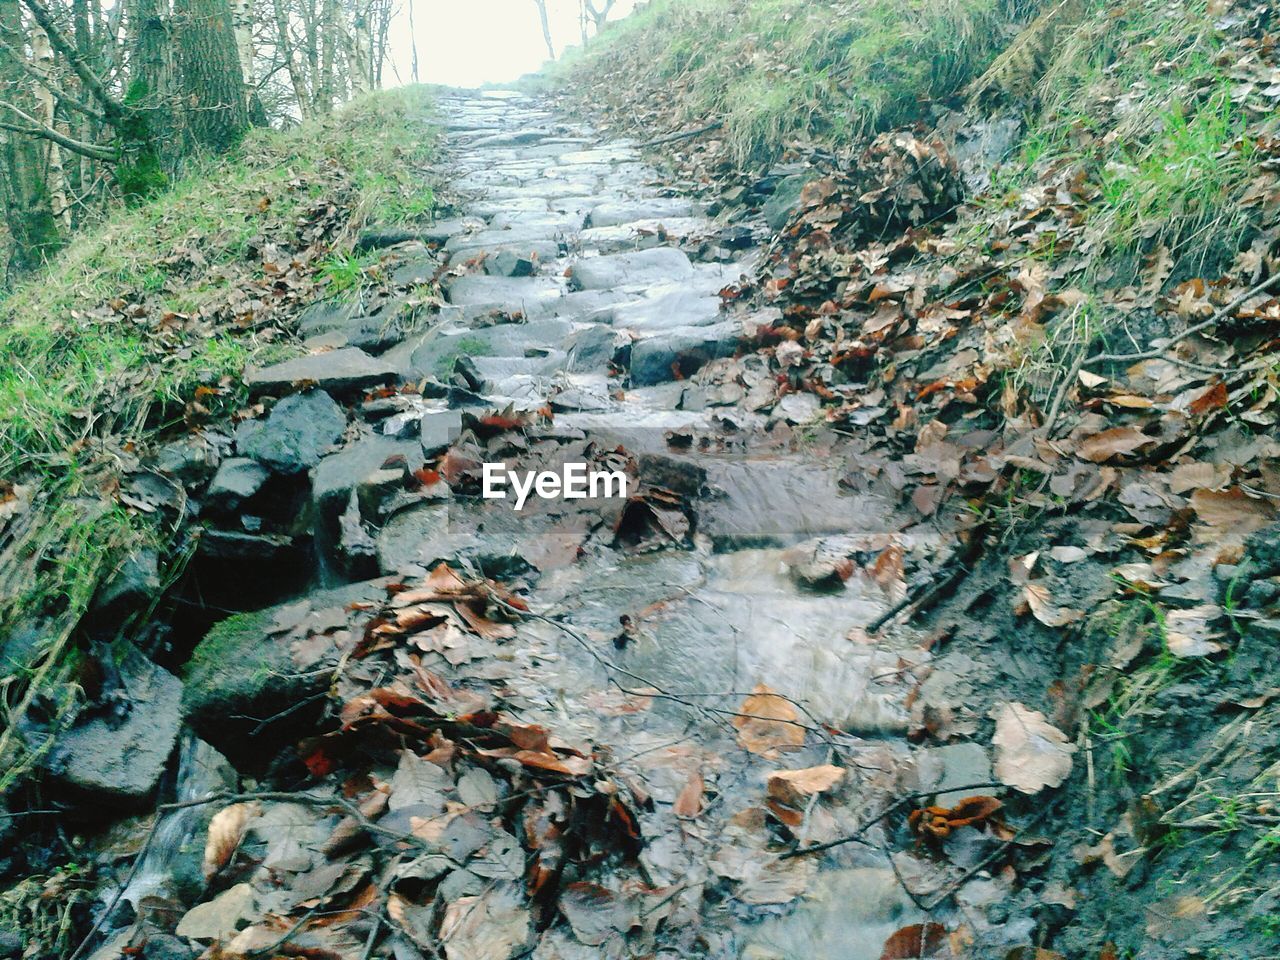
[673,770,704,818]
[732,685,805,757]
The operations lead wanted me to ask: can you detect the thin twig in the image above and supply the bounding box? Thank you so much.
[781,781,1005,859]
[1084,273,1280,367]
[637,121,724,148]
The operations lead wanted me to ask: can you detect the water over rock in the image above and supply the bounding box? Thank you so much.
[48,647,183,806]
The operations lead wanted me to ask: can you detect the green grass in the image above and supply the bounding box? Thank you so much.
[0,88,439,479]
[0,87,441,787]
[999,0,1260,276]
[543,0,1023,163]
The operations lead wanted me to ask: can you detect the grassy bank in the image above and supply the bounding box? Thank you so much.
[0,87,440,787]
[542,0,1020,163]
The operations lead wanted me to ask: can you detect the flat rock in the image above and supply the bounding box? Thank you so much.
[205,458,271,512]
[446,225,567,255]
[696,459,890,549]
[587,199,695,228]
[763,173,814,231]
[49,648,182,806]
[913,743,994,806]
[240,390,347,474]
[444,275,564,307]
[312,435,422,523]
[183,579,391,748]
[610,290,722,332]
[569,247,693,291]
[628,320,741,385]
[418,217,486,244]
[579,217,707,254]
[421,409,464,455]
[245,347,396,396]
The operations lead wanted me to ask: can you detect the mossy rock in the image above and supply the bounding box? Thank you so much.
[181,578,390,756]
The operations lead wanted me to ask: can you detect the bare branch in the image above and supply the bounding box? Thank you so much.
[18,0,123,120]
[0,102,116,160]
[0,34,105,120]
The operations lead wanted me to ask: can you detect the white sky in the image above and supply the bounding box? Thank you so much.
[382,0,642,89]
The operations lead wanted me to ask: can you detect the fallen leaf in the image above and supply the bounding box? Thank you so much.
[1077,426,1154,463]
[880,922,954,959]
[673,770,705,818]
[439,883,531,960]
[766,765,845,808]
[732,684,805,756]
[1022,583,1085,627]
[202,801,260,881]
[1164,605,1225,657]
[1191,487,1276,534]
[992,702,1075,794]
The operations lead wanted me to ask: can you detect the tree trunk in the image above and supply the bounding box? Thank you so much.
[531,0,554,60]
[172,0,248,152]
[29,22,69,228]
[0,0,61,270]
[270,0,311,118]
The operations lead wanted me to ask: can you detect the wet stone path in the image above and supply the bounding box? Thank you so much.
[136,91,1003,960]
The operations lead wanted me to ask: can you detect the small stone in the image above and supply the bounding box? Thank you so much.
[244,347,397,397]
[569,247,693,291]
[240,391,347,474]
[421,409,463,456]
[485,249,537,277]
[48,648,183,805]
[204,458,270,512]
[92,548,161,623]
[762,173,814,231]
[913,742,993,806]
[155,435,219,485]
[629,321,742,386]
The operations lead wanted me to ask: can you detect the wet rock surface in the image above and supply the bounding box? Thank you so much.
[41,91,1031,960]
[48,647,183,805]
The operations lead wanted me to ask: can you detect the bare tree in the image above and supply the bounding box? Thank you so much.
[531,0,554,61]
[584,0,614,33]
[0,0,396,270]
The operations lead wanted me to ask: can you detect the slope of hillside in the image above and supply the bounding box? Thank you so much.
[0,88,442,792]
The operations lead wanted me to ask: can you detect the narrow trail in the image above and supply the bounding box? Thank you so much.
[373,88,956,956]
[96,91,996,960]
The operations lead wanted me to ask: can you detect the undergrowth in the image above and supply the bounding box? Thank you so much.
[542,0,1026,163]
[0,87,440,786]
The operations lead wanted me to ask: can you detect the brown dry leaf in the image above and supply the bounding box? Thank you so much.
[1191,487,1276,534]
[673,770,705,818]
[1022,583,1085,628]
[732,684,806,756]
[202,801,260,881]
[1077,426,1154,463]
[992,702,1075,794]
[439,884,531,960]
[766,765,845,808]
[1145,895,1207,942]
[1164,605,1225,657]
[879,922,955,959]
[1072,832,1139,879]
[1005,949,1067,960]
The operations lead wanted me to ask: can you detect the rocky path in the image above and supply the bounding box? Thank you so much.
[68,92,1007,960]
